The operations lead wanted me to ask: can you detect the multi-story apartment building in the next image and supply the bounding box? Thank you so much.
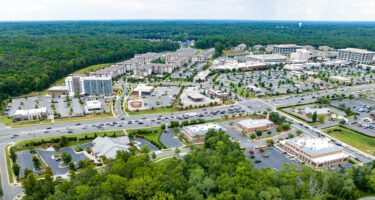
[273,44,302,56]
[91,48,214,79]
[65,75,112,96]
[338,48,375,64]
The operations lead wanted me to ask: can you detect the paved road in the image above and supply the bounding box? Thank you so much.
[0,99,270,200]
[114,83,129,118]
[0,84,374,200]
[265,84,375,107]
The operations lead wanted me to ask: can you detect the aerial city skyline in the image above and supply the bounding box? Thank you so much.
[0,1,375,200]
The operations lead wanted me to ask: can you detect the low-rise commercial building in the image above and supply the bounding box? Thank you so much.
[280,136,349,168]
[182,123,223,144]
[131,84,154,96]
[47,86,69,96]
[245,54,287,64]
[211,61,268,72]
[85,100,102,113]
[194,70,210,82]
[329,76,351,84]
[303,107,331,116]
[91,136,131,159]
[13,107,48,121]
[237,118,273,133]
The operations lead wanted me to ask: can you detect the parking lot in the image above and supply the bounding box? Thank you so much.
[133,137,159,151]
[145,86,180,109]
[205,60,375,100]
[5,96,110,119]
[331,98,375,136]
[36,147,88,175]
[160,130,182,148]
[248,147,299,170]
[16,151,42,177]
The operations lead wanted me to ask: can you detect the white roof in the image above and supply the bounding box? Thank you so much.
[340,48,374,54]
[133,84,154,92]
[82,76,112,81]
[311,152,349,163]
[213,61,266,70]
[274,44,302,48]
[246,54,287,60]
[282,136,349,163]
[92,136,131,159]
[304,107,331,115]
[48,86,68,91]
[330,76,351,82]
[184,123,223,136]
[237,119,273,129]
[14,107,47,116]
[86,100,102,110]
[188,91,205,100]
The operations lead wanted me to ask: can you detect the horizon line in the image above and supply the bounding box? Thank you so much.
[1,19,375,23]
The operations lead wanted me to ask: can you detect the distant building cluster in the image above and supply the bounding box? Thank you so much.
[92,48,214,79]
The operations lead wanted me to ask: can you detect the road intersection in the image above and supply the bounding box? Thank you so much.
[0,84,374,200]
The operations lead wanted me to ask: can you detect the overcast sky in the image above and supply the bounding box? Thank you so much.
[0,0,374,21]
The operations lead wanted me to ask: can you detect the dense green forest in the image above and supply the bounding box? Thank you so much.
[0,35,179,110]
[1,20,375,110]
[22,130,375,200]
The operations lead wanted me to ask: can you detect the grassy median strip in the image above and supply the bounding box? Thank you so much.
[5,144,14,183]
[322,126,375,156]
[1,113,113,128]
[13,130,127,151]
[127,127,165,149]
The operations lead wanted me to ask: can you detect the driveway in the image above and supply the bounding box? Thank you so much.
[133,137,159,151]
[17,151,37,177]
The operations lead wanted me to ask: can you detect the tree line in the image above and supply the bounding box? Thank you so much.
[1,20,375,110]
[0,35,179,111]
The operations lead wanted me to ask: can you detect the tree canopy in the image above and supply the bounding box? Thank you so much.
[22,129,375,200]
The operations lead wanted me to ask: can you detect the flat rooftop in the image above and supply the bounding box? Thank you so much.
[237,118,273,129]
[340,48,375,54]
[274,44,302,48]
[247,54,287,60]
[184,123,223,136]
[285,136,342,156]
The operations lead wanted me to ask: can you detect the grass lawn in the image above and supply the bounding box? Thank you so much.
[13,130,126,151]
[1,113,113,128]
[236,88,255,99]
[323,126,375,156]
[127,107,176,116]
[127,127,164,149]
[0,115,14,126]
[5,144,14,183]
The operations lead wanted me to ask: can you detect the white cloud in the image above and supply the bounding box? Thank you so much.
[0,0,374,21]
